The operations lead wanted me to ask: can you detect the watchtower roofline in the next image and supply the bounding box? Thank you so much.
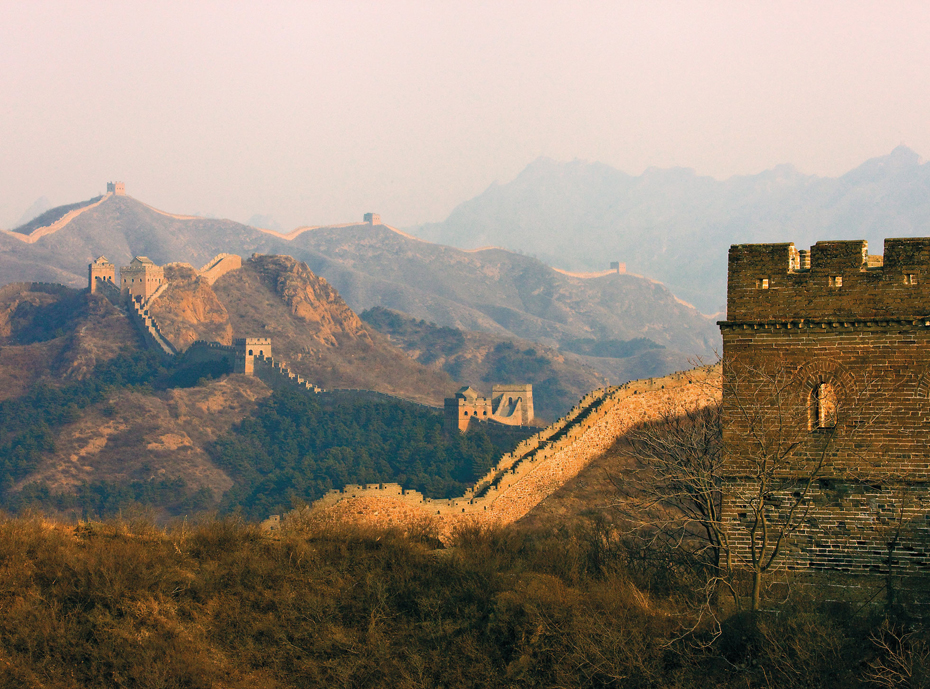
[725,238,930,322]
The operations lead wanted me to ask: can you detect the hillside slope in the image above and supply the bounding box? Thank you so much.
[360,307,697,420]
[279,224,719,355]
[0,283,140,400]
[0,192,719,369]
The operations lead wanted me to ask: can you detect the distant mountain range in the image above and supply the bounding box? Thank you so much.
[411,146,930,312]
[0,193,719,372]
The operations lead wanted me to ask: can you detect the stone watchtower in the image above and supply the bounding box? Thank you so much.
[363,213,381,225]
[444,384,534,433]
[234,338,272,375]
[88,256,116,293]
[719,238,930,574]
[107,181,126,195]
[120,256,165,304]
[492,384,534,425]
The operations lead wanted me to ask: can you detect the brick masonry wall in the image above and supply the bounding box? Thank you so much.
[721,237,930,575]
[723,479,930,575]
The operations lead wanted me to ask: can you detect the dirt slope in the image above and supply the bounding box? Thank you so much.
[16,375,270,504]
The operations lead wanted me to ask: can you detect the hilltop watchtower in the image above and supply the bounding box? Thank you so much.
[234,338,272,375]
[719,238,930,575]
[363,213,381,225]
[120,256,165,303]
[107,181,126,195]
[88,256,116,293]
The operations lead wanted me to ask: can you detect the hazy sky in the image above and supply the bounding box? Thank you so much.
[2,1,929,229]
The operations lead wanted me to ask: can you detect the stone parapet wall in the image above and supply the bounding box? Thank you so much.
[727,238,930,322]
[3,194,110,244]
[252,354,323,394]
[128,300,177,357]
[185,340,237,366]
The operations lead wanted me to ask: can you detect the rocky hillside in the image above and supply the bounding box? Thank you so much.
[148,255,457,405]
[15,375,271,505]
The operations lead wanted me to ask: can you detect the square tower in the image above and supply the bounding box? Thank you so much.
[88,256,116,293]
[234,338,272,375]
[120,256,165,303]
[491,384,534,425]
[719,237,930,574]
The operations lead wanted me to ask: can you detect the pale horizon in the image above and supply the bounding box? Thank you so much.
[3,1,929,230]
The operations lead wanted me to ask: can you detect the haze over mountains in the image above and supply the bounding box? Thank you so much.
[412,146,930,312]
[0,192,718,373]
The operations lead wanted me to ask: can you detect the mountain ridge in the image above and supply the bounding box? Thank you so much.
[0,192,718,374]
[411,146,930,312]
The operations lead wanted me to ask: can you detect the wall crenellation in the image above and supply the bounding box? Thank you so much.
[727,238,930,321]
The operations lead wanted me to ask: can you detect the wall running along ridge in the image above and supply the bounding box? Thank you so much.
[720,238,930,575]
[3,194,112,244]
[311,365,720,536]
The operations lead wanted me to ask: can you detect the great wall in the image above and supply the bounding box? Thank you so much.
[308,365,720,535]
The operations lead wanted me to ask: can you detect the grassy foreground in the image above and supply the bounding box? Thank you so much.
[0,514,923,688]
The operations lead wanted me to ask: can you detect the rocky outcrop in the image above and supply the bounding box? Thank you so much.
[146,265,233,350]
[246,254,371,347]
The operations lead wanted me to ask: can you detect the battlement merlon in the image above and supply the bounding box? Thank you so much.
[725,238,930,323]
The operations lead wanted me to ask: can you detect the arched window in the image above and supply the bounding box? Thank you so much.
[813,382,837,429]
[248,349,253,355]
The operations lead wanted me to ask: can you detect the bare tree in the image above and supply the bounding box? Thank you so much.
[719,355,889,611]
[613,357,891,612]
[610,396,734,605]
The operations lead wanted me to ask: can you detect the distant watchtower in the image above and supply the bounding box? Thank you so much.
[609,261,626,274]
[88,256,116,293]
[364,213,381,225]
[107,181,126,196]
[234,338,272,375]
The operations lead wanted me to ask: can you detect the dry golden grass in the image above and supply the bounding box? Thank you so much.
[0,512,912,688]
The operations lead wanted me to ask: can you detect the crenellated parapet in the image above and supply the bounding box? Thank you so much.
[313,366,720,530]
[725,238,930,322]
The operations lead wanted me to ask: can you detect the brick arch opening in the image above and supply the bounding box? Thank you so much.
[795,361,855,431]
